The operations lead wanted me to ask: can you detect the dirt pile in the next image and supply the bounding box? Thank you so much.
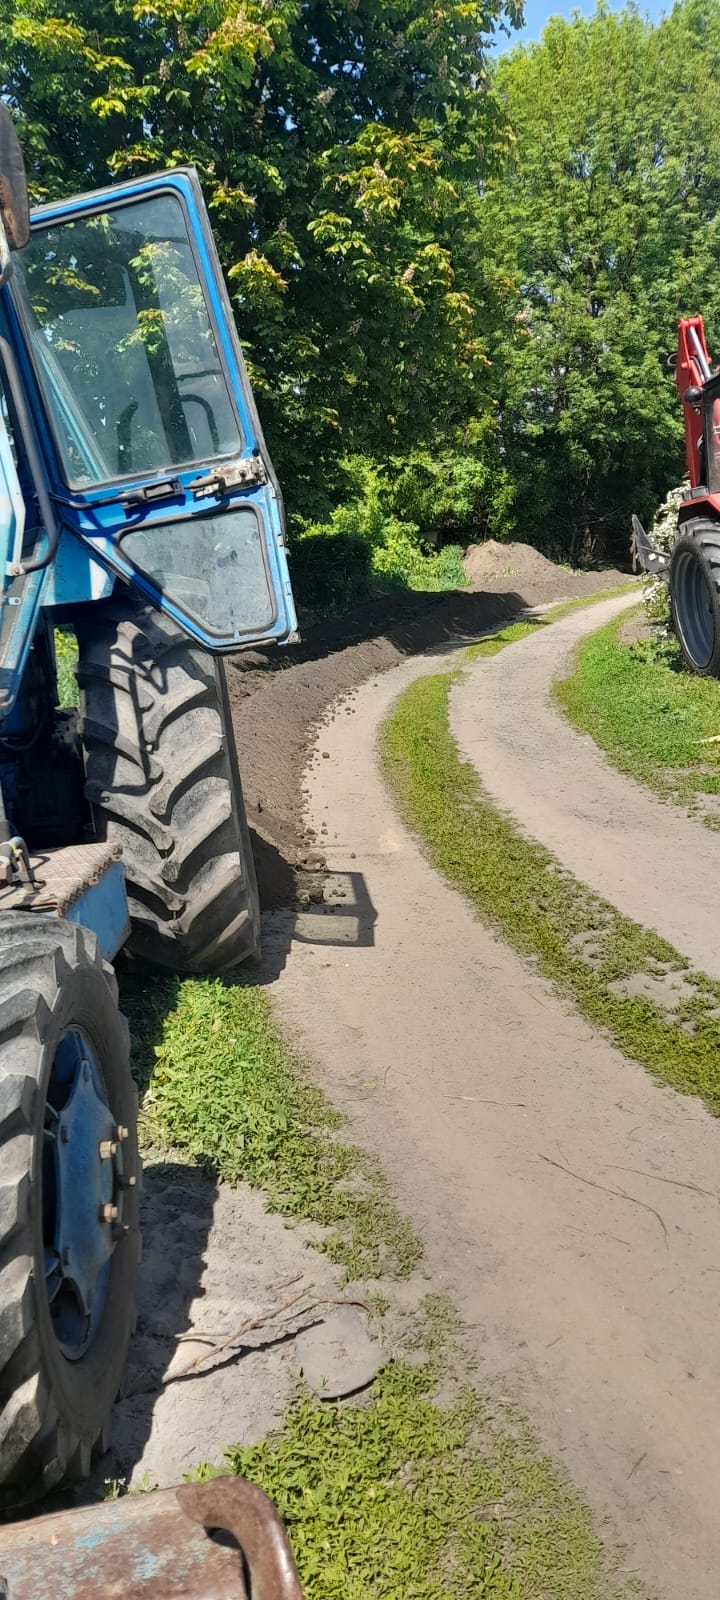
[226,561,633,911]
[464,538,574,591]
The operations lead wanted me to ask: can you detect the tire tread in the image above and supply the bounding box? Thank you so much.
[77,600,259,972]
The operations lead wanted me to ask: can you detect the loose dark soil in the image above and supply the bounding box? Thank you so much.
[226,564,628,909]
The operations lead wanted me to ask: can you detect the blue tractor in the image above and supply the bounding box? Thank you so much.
[0,109,297,1504]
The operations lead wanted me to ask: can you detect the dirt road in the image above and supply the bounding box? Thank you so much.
[267,602,720,1600]
[452,592,720,978]
[227,554,629,906]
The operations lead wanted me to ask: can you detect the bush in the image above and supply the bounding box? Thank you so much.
[288,454,471,613]
[373,532,466,591]
[288,529,377,615]
[389,446,513,546]
[642,482,687,635]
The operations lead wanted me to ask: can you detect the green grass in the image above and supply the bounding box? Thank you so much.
[545,581,640,622]
[124,974,421,1283]
[556,611,720,824]
[381,668,720,1116]
[189,1309,644,1600]
[465,618,545,660]
[464,583,640,664]
[55,627,79,709]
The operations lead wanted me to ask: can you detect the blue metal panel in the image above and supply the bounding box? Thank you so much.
[0,566,47,716]
[65,860,130,961]
[41,526,115,608]
[46,1031,116,1354]
[0,363,50,715]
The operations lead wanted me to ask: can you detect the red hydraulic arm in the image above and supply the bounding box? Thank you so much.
[676,316,713,487]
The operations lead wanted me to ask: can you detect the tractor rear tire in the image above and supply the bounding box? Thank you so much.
[669,518,720,676]
[0,915,139,1508]
[77,599,260,973]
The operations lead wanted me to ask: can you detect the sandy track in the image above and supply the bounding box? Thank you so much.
[452,592,720,978]
[268,629,720,1600]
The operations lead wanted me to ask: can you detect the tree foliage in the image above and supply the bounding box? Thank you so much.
[0,0,519,529]
[481,1,720,559]
[2,0,720,581]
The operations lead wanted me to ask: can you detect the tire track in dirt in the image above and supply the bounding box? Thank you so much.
[266,630,720,1600]
[226,571,630,908]
[451,592,720,979]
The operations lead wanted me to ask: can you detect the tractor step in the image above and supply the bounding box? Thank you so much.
[0,1476,305,1599]
[0,841,129,959]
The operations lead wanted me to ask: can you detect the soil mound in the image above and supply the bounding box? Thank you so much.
[464,539,572,591]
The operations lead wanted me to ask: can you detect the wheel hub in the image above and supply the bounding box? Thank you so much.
[674,545,715,669]
[44,1032,131,1359]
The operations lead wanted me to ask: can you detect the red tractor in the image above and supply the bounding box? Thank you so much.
[635,316,720,675]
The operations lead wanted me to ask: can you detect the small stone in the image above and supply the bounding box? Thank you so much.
[295,1307,385,1400]
[322,751,330,759]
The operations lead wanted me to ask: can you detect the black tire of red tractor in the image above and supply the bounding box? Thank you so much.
[669,519,720,676]
[0,915,139,1510]
[76,599,260,973]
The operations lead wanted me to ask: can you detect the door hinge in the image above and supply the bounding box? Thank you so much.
[186,455,268,501]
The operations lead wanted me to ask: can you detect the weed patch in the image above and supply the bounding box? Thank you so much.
[556,611,720,823]
[381,670,720,1115]
[124,975,420,1283]
[189,1308,642,1600]
[55,627,79,708]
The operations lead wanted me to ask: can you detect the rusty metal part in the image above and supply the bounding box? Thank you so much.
[178,1479,304,1600]
[0,835,38,890]
[0,1476,305,1599]
[0,840,121,913]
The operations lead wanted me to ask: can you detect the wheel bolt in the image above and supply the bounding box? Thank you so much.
[116,1125,129,1142]
[98,1140,118,1159]
[99,1203,118,1223]
[118,1174,137,1190]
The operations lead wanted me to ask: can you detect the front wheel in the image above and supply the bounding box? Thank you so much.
[0,915,139,1507]
[77,599,260,973]
[669,518,720,676]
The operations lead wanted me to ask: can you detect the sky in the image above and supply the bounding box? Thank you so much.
[492,0,668,53]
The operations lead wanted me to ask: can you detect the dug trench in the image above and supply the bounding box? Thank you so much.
[227,553,629,915]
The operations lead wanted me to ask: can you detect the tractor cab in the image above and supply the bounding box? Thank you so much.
[1,168,296,691]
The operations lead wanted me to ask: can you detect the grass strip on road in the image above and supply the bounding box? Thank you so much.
[190,1304,642,1600]
[381,661,720,1117]
[555,611,720,825]
[463,582,640,664]
[124,974,421,1283]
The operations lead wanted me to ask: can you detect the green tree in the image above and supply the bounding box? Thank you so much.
[481,1,720,561]
[0,0,520,527]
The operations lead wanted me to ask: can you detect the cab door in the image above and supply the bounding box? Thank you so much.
[6,168,297,649]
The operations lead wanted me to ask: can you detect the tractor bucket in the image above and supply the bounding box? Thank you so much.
[0,1476,305,1599]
